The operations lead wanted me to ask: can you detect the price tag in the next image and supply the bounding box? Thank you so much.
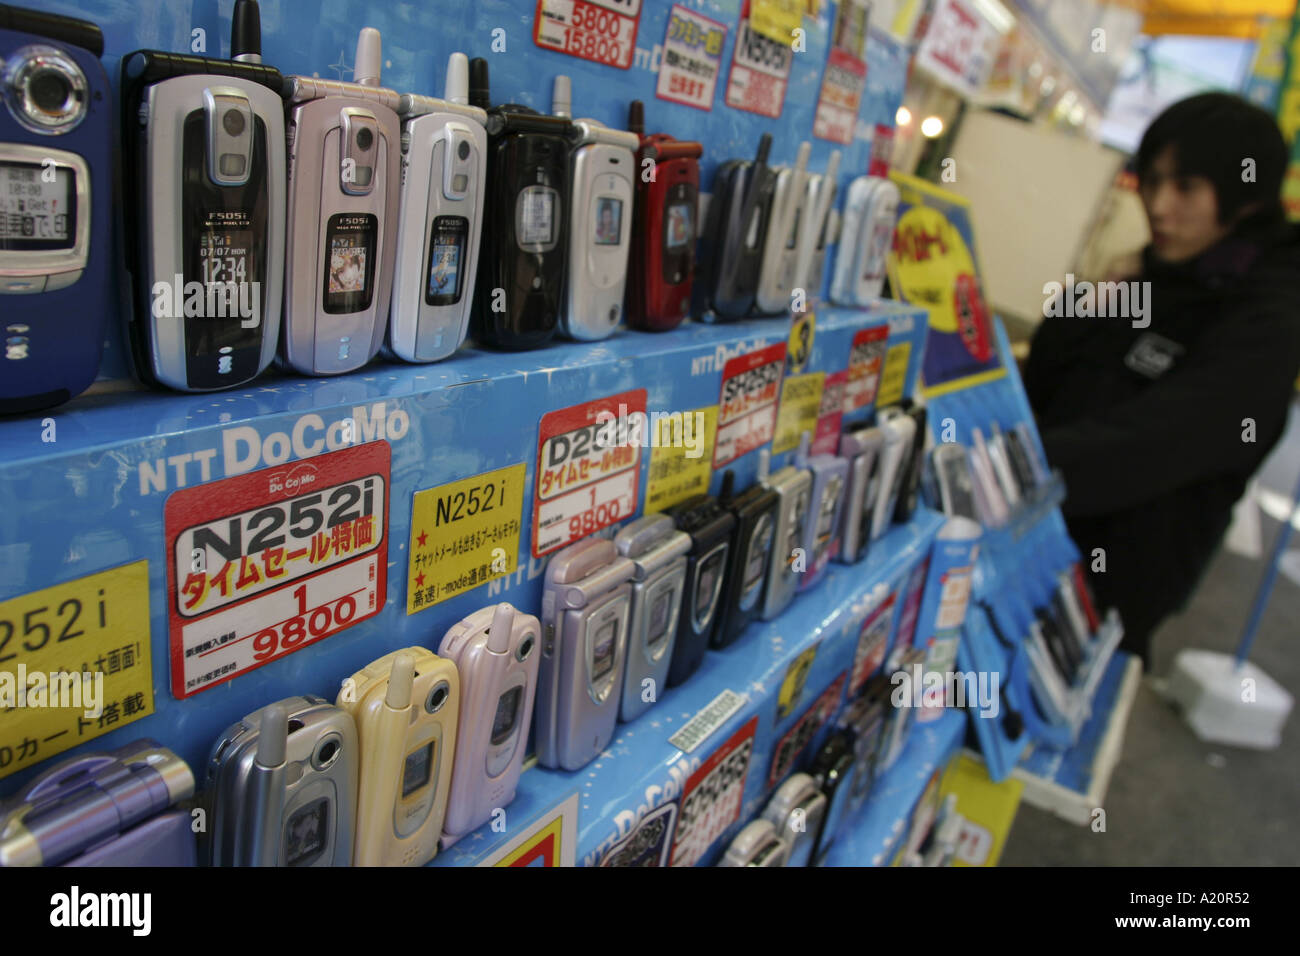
[813,47,868,145]
[844,324,889,412]
[645,405,717,515]
[771,372,825,455]
[165,442,389,698]
[775,644,818,721]
[534,389,646,557]
[724,6,793,118]
[850,592,896,696]
[656,4,727,110]
[714,342,786,469]
[768,672,845,787]
[749,0,803,46]
[811,368,848,456]
[670,716,757,867]
[407,463,526,613]
[534,0,642,70]
[0,561,153,781]
[877,341,911,407]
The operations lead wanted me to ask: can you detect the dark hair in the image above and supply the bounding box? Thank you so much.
[1135,92,1287,226]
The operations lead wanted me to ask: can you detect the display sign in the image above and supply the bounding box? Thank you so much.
[598,801,678,866]
[645,405,718,514]
[165,442,389,698]
[480,792,580,866]
[407,463,526,613]
[670,688,747,753]
[772,372,825,455]
[656,4,727,110]
[813,0,871,145]
[768,671,846,787]
[843,324,888,412]
[670,715,758,866]
[912,0,1001,96]
[877,340,911,406]
[724,1,793,118]
[0,561,153,781]
[749,0,802,46]
[811,368,848,456]
[775,644,818,721]
[533,0,642,70]
[850,592,895,696]
[534,389,646,557]
[714,342,786,468]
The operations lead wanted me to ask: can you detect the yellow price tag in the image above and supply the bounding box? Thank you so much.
[407,463,527,613]
[772,372,825,454]
[0,561,153,781]
[750,0,803,46]
[645,406,718,515]
[877,342,911,407]
[776,644,819,721]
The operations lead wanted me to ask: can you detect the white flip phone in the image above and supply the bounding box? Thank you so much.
[388,52,487,363]
[762,772,827,868]
[282,27,400,375]
[757,445,813,621]
[438,602,541,847]
[719,819,790,867]
[338,647,458,866]
[796,154,841,300]
[869,413,916,541]
[551,75,637,340]
[838,425,885,563]
[754,141,811,315]
[830,175,899,306]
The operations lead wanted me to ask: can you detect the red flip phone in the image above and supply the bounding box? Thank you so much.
[626,101,702,331]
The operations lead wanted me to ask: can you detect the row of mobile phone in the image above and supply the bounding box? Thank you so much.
[927,421,1050,527]
[720,647,926,867]
[1,0,906,416]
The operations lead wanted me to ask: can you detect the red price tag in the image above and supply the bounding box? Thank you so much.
[714,342,786,469]
[811,368,848,456]
[670,716,758,867]
[534,0,642,70]
[843,324,889,413]
[724,9,792,118]
[850,593,896,696]
[165,442,390,698]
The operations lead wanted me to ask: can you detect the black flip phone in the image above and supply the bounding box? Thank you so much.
[891,404,928,524]
[1036,608,1078,679]
[713,470,777,650]
[468,58,572,350]
[809,728,857,863]
[696,133,776,321]
[664,493,736,687]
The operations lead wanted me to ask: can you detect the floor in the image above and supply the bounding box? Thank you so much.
[1000,403,1300,866]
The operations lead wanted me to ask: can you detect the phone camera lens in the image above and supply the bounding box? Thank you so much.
[356,126,374,151]
[222,108,246,137]
[6,47,87,133]
[29,69,70,114]
[315,738,340,768]
[457,139,470,160]
[516,635,534,662]
[426,681,449,713]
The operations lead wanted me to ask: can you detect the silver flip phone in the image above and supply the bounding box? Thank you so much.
[537,537,635,770]
[762,772,827,868]
[551,75,637,341]
[793,151,840,300]
[754,141,810,315]
[838,425,885,563]
[438,602,541,846]
[614,514,691,722]
[282,28,400,374]
[205,695,358,867]
[388,52,486,363]
[122,0,286,391]
[830,175,899,307]
[719,819,790,867]
[757,446,813,621]
[795,433,848,590]
[932,442,979,520]
[869,413,915,541]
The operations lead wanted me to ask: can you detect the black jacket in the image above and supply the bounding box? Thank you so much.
[1023,215,1300,652]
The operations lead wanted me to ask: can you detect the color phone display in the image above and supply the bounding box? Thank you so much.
[666,201,692,249]
[0,162,75,247]
[517,184,556,248]
[595,196,622,245]
[425,215,467,305]
[592,620,617,680]
[491,686,522,745]
[323,212,377,313]
[285,797,329,866]
[403,743,434,797]
[696,551,724,619]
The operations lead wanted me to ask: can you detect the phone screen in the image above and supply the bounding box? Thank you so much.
[0,161,76,251]
[490,686,522,745]
[816,476,843,550]
[646,587,674,649]
[666,201,693,250]
[323,213,378,314]
[744,515,773,592]
[402,742,434,797]
[425,215,468,305]
[785,206,801,250]
[591,620,617,681]
[284,796,330,866]
[695,548,725,619]
[517,184,556,250]
[594,196,622,246]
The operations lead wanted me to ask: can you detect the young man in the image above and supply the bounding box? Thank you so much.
[1023,92,1300,667]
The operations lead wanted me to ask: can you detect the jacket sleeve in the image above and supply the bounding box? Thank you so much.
[1041,282,1300,517]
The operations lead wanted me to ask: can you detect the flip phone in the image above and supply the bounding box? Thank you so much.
[281,28,399,375]
[719,819,789,867]
[1002,424,1040,494]
[881,404,929,523]
[809,728,858,863]
[438,603,541,846]
[879,647,926,770]
[121,0,285,391]
[984,422,1024,508]
[969,427,1010,525]
[932,442,979,521]
[0,740,194,867]
[869,413,915,541]
[838,425,885,564]
[552,75,637,341]
[664,492,736,686]
[756,446,813,621]
[792,151,840,301]
[830,175,899,307]
[713,471,778,649]
[696,133,776,320]
[338,647,458,866]
[625,100,701,331]
[794,434,848,591]
[388,52,487,363]
[0,4,111,413]
[469,58,573,350]
[614,514,691,721]
[538,538,635,770]
[754,141,810,315]
[841,686,888,820]
[763,772,827,868]
[206,696,358,867]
